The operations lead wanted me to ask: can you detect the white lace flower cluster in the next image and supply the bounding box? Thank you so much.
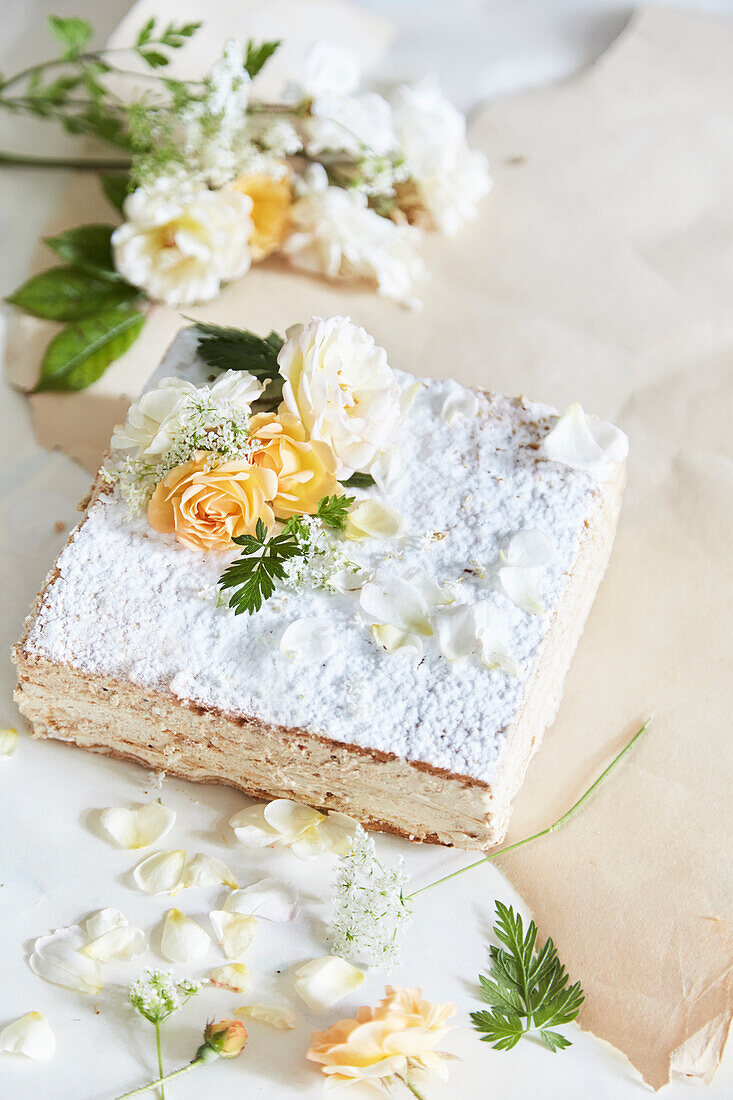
[328,825,412,969]
[111,39,491,308]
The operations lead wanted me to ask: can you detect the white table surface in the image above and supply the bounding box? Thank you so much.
[2,2,732,1098]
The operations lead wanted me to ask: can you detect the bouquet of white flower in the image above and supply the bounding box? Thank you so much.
[4,16,492,392]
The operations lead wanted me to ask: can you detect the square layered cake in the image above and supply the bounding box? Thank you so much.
[13,318,627,849]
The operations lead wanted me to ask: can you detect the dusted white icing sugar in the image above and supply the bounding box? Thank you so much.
[26,339,607,784]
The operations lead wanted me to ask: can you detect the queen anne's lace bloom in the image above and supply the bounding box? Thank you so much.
[283,165,426,307]
[112,178,253,305]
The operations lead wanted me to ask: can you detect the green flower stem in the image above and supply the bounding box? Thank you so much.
[408,720,650,900]
[113,1058,204,1100]
[396,1075,426,1100]
[0,150,131,170]
[154,1022,165,1100]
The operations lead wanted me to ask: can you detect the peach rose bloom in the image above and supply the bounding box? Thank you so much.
[249,409,340,520]
[227,171,292,261]
[148,450,277,552]
[307,986,455,1088]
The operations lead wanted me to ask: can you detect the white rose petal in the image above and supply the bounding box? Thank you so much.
[437,603,484,662]
[209,911,257,959]
[280,619,337,663]
[294,956,366,1011]
[501,529,555,569]
[540,402,628,475]
[160,909,210,964]
[360,574,433,636]
[30,927,103,994]
[370,447,403,493]
[0,1012,55,1060]
[133,850,187,895]
[235,1004,297,1029]
[315,812,360,856]
[0,728,18,758]
[480,613,522,678]
[224,879,299,923]
[111,378,196,457]
[99,802,176,850]
[329,567,372,593]
[229,805,279,848]
[264,800,324,839]
[85,925,146,962]
[498,566,546,615]
[441,382,479,425]
[210,963,251,992]
[84,908,129,940]
[184,854,238,889]
[345,499,408,541]
[371,623,424,660]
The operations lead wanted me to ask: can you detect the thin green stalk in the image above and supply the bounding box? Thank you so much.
[0,150,130,170]
[396,1074,426,1100]
[114,1058,202,1100]
[408,720,650,899]
[154,1022,165,1100]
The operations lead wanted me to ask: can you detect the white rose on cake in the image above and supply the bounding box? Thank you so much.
[284,164,425,307]
[393,78,492,236]
[277,316,405,478]
[112,177,254,306]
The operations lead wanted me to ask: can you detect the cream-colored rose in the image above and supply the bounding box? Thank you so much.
[249,409,339,520]
[148,451,276,552]
[278,316,405,479]
[112,177,253,306]
[307,985,455,1088]
[227,171,292,261]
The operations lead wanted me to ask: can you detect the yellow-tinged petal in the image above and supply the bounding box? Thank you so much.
[0,728,18,758]
[160,909,210,964]
[99,802,176,849]
[133,849,187,895]
[184,853,238,889]
[236,1004,297,1029]
[294,956,366,1011]
[229,804,280,848]
[0,1012,55,1060]
[264,799,324,839]
[210,911,258,960]
[210,964,251,993]
[224,879,298,922]
[85,925,146,962]
[345,500,408,540]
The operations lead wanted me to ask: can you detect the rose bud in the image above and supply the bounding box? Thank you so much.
[201,1019,248,1060]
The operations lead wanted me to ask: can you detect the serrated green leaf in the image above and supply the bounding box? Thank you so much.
[341,472,376,489]
[100,173,131,215]
[44,225,117,274]
[7,267,139,321]
[316,493,354,531]
[136,17,156,46]
[478,974,523,1015]
[35,306,145,392]
[191,321,284,381]
[470,1010,524,1050]
[48,15,92,59]
[538,1030,572,1053]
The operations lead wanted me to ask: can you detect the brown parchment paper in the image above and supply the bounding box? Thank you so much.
[5,4,733,1089]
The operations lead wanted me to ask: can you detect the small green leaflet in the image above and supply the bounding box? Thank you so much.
[244,40,281,79]
[219,518,306,616]
[47,15,92,60]
[470,901,584,1053]
[7,266,139,322]
[317,494,355,531]
[192,321,284,381]
[341,472,376,489]
[35,305,146,392]
[44,224,117,275]
[100,173,131,216]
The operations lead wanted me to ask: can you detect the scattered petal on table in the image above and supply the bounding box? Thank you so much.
[0,1012,55,1060]
[236,1004,297,1030]
[30,927,103,994]
[210,963,251,993]
[294,956,366,1011]
[133,849,187,895]
[99,802,176,849]
[184,853,238,889]
[160,909,210,964]
[224,878,299,923]
[210,911,257,960]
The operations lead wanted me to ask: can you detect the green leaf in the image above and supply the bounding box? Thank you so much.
[35,306,145,392]
[341,472,376,489]
[100,173,131,215]
[7,267,139,321]
[244,39,281,79]
[191,321,284,382]
[138,49,170,69]
[317,494,355,531]
[136,17,156,46]
[48,15,93,59]
[219,519,307,615]
[44,225,116,274]
[471,900,584,1054]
